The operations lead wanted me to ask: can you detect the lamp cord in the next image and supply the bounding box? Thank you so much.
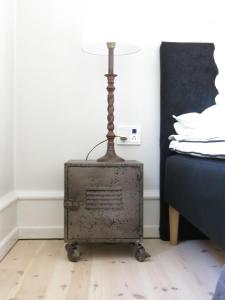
[85,136,127,161]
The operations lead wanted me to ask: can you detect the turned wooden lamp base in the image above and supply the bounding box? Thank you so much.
[97,42,124,163]
[97,141,124,162]
[97,154,124,162]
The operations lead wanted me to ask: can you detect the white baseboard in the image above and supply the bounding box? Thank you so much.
[0,192,18,260]
[17,189,160,239]
[0,189,160,244]
[16,189,159,201]
[144,189,160,200]
[18,225,159,239]
[17,190,63,200]
[0,227,19,261]
[19,226,64,239]
[144,225,159,238]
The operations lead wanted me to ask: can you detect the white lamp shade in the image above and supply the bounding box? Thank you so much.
[81,0,141,55]
[82,42,141,56]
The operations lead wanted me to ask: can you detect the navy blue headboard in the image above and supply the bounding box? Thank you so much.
[160,42,218,240]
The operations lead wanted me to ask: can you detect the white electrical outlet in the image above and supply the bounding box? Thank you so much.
[116,125,141,145]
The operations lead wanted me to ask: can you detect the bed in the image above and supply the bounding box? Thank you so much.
[160,42,225,248]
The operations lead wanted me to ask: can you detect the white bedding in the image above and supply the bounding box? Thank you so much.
[173,122,225,139]
[170,103,225,158]
[169,140,225,158]
[169,134,225,143]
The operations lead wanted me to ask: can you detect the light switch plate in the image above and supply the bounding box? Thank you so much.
[116,125,141,145]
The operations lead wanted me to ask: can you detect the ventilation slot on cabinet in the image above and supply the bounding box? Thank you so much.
[85,187,123,210]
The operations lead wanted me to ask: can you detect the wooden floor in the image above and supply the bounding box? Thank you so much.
[0,239,224,300]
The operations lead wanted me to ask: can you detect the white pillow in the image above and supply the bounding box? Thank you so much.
[201,104,225,122]
[173,122,225,139]
[173,103,225,129]
[173,112,201,129]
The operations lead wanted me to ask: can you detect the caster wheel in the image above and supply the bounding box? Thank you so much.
[135,245,150,262]
[66,244,80,262]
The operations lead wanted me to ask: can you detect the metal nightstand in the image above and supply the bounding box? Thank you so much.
[64,160,149,262]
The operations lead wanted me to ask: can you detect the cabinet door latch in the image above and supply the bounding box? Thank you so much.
[64,200,80,210]
[137,172,142,181]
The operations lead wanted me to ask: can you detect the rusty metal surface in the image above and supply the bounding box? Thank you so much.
[64,160,143,244]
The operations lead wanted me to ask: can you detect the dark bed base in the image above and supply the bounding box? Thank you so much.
[159,42,224,246]
[165,155,225,248]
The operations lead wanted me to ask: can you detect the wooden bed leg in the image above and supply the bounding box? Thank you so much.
[169,206,180,245]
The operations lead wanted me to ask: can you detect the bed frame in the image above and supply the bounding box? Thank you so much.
[160,42,224,244]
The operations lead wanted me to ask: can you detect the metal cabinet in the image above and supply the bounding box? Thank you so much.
[64,160,149,262]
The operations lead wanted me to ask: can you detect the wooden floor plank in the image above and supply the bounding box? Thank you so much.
[7,240,62,300]
[0,240,43,300]
[0,239,224,300]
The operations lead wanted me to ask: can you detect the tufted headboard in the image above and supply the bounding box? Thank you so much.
[160,42,218,240]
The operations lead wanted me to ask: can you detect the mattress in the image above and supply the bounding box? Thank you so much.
[164,154,225,248]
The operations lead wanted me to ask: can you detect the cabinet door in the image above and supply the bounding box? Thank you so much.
[65,166,142,241]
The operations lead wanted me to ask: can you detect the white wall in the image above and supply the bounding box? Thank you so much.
[0,0,15,197]
[0,0,17,259]
[15,0,225,193]
[4,0,222,240]
[15,0,158,191]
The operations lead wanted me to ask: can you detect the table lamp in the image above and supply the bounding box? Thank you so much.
[82,8,141,162]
